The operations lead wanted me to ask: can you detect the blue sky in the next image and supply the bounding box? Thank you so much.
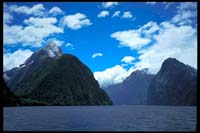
[3,2,197,87]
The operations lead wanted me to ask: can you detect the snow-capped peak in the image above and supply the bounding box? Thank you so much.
[22,40,63,66]
[44,40,63,58]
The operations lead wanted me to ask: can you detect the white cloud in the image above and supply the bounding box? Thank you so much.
[65,42,74,49]
[4,12,13,24]
[146,2,157,5]
[102,2,118,8]
[24,17,57,27]
[177,2,197,11]
[94,65,131,87]
[171,2,197,25]
[97,11,109,18]
[97,2,197,87]
[111,30,151,50]
[3,24,23,45]
[111,18,197,74]
[172,10,196,25]
[112,11,120,17]
[65,42,73,47]
[138,21,160,37]
[3,49,33,71]
[94,63,151,87]
[121,56,135,64]
[92,53,103,58]
[121,11,132,19]
[49,6,64,16]
[4,17,63,47]
[63,13,92,30]
[9,4,45,16]
[134,21,197,74]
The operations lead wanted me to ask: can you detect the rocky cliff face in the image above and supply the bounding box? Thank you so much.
[147,58,197,106]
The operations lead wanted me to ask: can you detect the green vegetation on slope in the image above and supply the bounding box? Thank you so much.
[13,54,112,105]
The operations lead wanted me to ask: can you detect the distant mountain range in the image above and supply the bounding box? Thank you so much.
[105,69,154,105]
[106,58,196,106]
[4,41,112,106]
[3,41,196,106]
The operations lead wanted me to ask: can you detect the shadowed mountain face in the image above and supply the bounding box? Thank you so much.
[105,69,155,105]
[3,81,21,106]
[147,58,197,106]
[4,41,112,106]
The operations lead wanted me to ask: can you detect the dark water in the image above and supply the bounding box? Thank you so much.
[3,105,196,131]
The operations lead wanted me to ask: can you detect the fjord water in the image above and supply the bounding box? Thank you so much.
[4,105,196,131]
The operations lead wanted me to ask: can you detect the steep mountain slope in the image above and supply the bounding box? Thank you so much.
[147,58,197,106]
[105,69,154,105]
[4,40,63,91]
[4,41,112,106]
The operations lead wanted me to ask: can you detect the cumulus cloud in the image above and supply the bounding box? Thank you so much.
[111,30,151,50]
[121,56,135,64]
[94,63,153,87]
[134,21,197,73]
[121,11,132,18]
[49,6,64,16]
[24,17,57,27]
[102,2,118,8]
[63,13,92,30]
[94,65,132,87]
[112,11,120,17]
[9,4,45,16]
[3,49,33,71]
[92,53,103,58]
[4,17,63,47]
[97,11,109,18]
[111,16,196,74]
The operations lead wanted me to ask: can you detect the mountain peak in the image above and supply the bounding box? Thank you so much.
[130,68,150,77]
[161,57,187,71]
[148,57,197,105]
[44,40,63,58]
[163,57,179,64]
[24,40,63,66]
[45,40,58,49]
